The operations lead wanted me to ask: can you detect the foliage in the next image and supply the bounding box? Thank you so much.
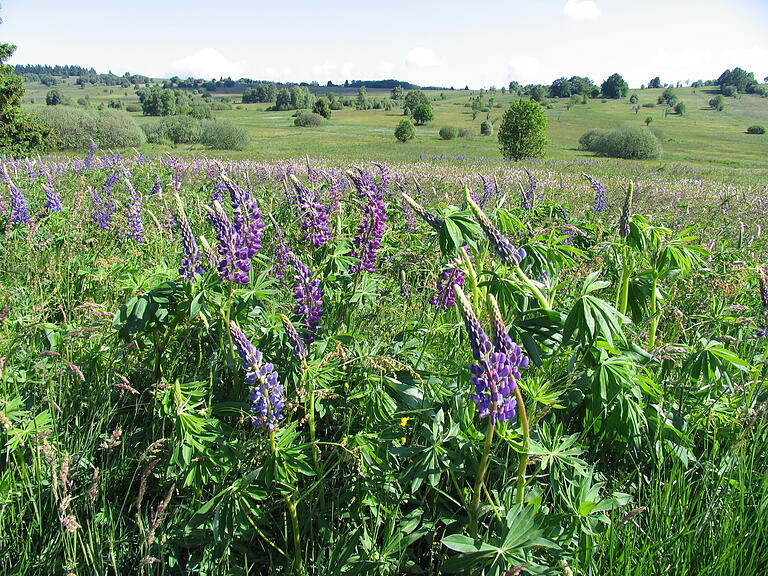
[200,119,249,149]
[498,98,548,160]
[312,97,331,119]
[0,44,52,156]
[674,101,686,115]
[585,126,662,159]
[709,94,726,111]
[242,82,277,103]
[45,88,64,105]
[746,125,766,134]
[480,120,493,136]
[36,106,145,149]
[717,67,757,93]
[601,73,629,99]
[293,111,328,127]
[394,118,415,142]
[144,115,202,144]
[439,126,458,140]
[411,103,434,125]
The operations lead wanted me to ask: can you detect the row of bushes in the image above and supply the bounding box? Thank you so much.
[34,107,249,151]
[439,121,494,140]
[579,126,663,159]
[143,115,249,149]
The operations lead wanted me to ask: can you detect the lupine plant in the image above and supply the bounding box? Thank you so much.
[0,152,766,576]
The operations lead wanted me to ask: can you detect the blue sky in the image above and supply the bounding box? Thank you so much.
[2,0,767,88]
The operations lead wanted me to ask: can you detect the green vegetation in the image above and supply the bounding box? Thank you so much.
[293,111,327,127]
[498,99,548,160]
[35,106,145,149]
[438,126,458,140]
[747,124,766,134]
[200,119,249,150]
[394,118,415,141]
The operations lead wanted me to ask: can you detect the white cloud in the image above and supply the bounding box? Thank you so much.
[563,0,601,21]
[506,56,541,84]
[168,48,245,80]
[406,46,441,68]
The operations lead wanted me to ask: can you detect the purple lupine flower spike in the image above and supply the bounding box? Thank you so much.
[269,215,289,280]
[281,314,307,362]
[480,176,494,208]
[584,173,607,213]
[125,178,145,244]
[230,321,284,430]
[207,201,251,285]
[174,193,204,281]
[401,191,444,232]
[430,266,465,311]
[465,188,526,267]
[289,174,330,247]
[221,173,265,259]
[349,169,387,274]
[455,287,528,424]
[521,170,536,211]
[288,251,324,343]
[42,184,63,213]
[1,165,30,224]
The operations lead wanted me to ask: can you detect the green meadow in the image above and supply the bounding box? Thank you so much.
[21,80,768,170]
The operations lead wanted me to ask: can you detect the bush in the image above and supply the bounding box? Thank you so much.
[125,103,142,113]
[188,103,212,120]
[721,85,737,97]
[498,99,548,160]
[293,111,327,127]
[578,128,605,150]
[746,125,766,134]
[480,121,493,136]
[587,126,662,159]
[36,107,145,149]
[457,127,471,138]
[211,102,232,111]
[200,119,249,150]
[394,119,415,142]
[629,94,638,104]
[46,88,64,106]
[674,101,686,115]
[156,115,202,144]
[709,95,726,111]
[312,98,331,119]
[439,126,458,140]
[641,102,656,108]
[412,103,434,125]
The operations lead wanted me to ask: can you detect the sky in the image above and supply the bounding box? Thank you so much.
[2,0,767,89]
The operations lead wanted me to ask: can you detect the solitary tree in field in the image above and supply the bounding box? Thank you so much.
[45,88,64,105]
[498,99,548,161]
[391,85,404,100]
[394,118,415,142]
[601,73,629,99]
[412,103,434,125]
[0,44,51,156]
[645,116,653,126]
[709,94,726,111]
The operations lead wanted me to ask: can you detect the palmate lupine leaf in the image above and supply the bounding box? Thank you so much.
[563,273,629,348]
[442,504,557,575]
[682,338,751,387]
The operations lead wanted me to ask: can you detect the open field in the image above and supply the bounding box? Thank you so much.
[2,152,768,574]
[21,80,768,172]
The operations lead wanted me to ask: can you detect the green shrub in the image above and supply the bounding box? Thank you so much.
[200,119,249,150]
[312,98,332,119]
[159,115,202,144]
[394,119,415,142]
[642,102,656,108]
[498,99,548,160]
[36,106,145,149]
[674,101,686,115]
[480,121,493,136]
[125,103,142,113]
[294,111,327,127]
[721,85,737,97]
[709,95,726,111]
[188,103,212,119]
[439,126,458,140]
[578,128,605,150]
[457,127,471,138]
[211,101,232,111]
[587,126,662,159]
[45,88,64,106]
[746,125,766,134]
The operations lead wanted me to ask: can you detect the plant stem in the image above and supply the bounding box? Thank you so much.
[514,386,530,505]
[270,430,303,575]
[514,266,551,310]
[468,420,495,539]
[648,275,659,349]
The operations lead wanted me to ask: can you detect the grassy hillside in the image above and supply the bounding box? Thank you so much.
[21,80,768,170]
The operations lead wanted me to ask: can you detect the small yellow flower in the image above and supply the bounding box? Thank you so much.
[400,436,407,446]
[399,416,411,427]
